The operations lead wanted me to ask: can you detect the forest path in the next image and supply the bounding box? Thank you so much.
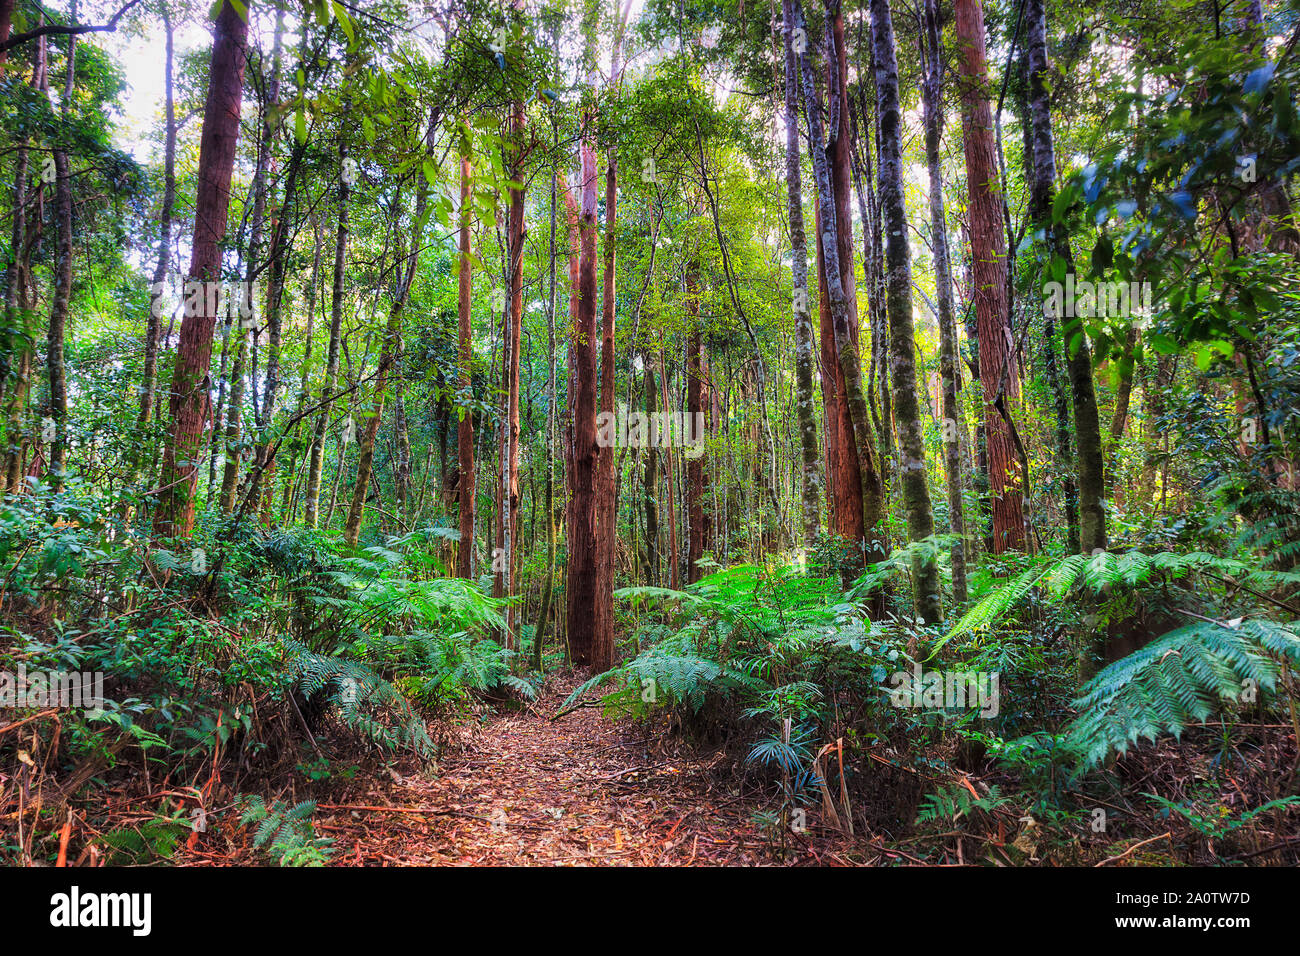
[320,675,781,866]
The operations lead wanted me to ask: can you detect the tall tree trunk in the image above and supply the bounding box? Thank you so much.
[566,133,605,668]
[661,352,680,589]
[153,0,249,538]
[782,0,822,553]
[953,0,1025,553]
[686,271,706,584]
[1,139,28,495]
[641,352,660,582]
[1,25,44,495]
[793,0,888,582]
[1023,0,1105,554]
[134,10,175,492]
[1015,49,1079,553]
[921,0,968,604]
[45,3,76,491]
[249,14,291,524]
[455,146,476,576]
[218,33,278,517]
[534,138,561,667]
[812,0,870,568]
[495,89,525,646]
[592,140,618,671]
[869,0,941,622]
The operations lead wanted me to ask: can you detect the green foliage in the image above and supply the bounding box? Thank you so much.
[1144,793,1300,840]
[98,811,191,865]
[916,784,1012,825]
[238,796,335,867]
[940,549,1279,649]
[1068,618,1300,768]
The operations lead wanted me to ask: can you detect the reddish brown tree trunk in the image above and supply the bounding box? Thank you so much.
[814,2,876,568]
[153,0,248,538]
[591,143,617,670]
[954,0,1024,552]
[566,135,604,669]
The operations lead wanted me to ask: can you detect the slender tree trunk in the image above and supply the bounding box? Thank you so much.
[793,0,887,580]
[641,352,660,582]
[921,0,968,604]
[455,147,476,577]
[305,153,349,528]
[592,140,618,671]
[782,0,822,553]
[661,353,679,589]
[954,0,1025,553]
[154,0,249,538]
[534,139,561,667]
[45,6,76,491]
[1013,49,1079,553]
[869,0,940,621]
[811,1,870,567]
[1,145,28,495]
[2,29,46,495]
[1024,0,1105,554]
[495,90,525,646]
[135,11,175,474]
[686,271,706,584]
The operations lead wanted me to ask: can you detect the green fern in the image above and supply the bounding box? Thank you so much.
[935,549,1291,655]
[238,795,335,867]
[916,784,1011,824]
[1066,618,1300,768]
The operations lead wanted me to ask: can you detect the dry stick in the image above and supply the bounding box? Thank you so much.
[288,693,324,760]
[0,708,58,735]
[1094,831,1173,867]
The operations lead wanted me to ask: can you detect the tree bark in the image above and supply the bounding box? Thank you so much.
[566,133,606,668]
[794,0,888,579]
[1023,0,1105,554]
[592,141,617,670]
[812,0,870,567]
[954,0,1025,553]
[782,0,822,553]
[921,0,968,604]
[686,270,706,584]
[870,0,940,622]
[455,147,476,575]
[45,5,76,491]
[153,0,248,538]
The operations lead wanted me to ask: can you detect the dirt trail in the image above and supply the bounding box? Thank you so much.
[317,677,784,866]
